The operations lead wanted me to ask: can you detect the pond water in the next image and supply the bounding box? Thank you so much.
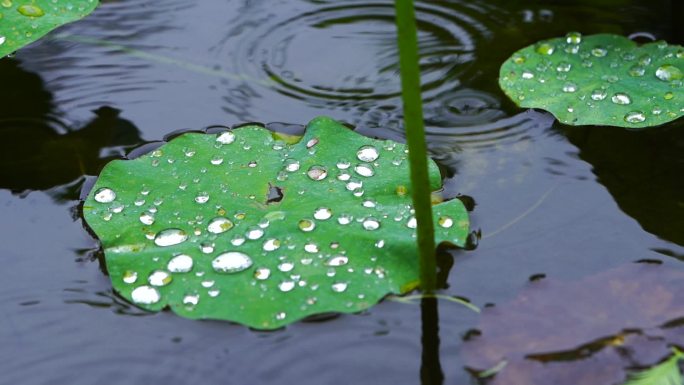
[1,0,683,384]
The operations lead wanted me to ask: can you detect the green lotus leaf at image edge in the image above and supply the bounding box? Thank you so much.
[0,0,99,57]
[499,33,684,128]
[82,116,469,329]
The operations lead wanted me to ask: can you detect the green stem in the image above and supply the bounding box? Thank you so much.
[394,0,437,292]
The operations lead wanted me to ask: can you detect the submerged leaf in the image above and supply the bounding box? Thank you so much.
[0,0,99,57]
[82,117,469,329]
[499,33,684,128]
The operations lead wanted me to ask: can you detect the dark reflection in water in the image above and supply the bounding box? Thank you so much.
[0,60,143,199]
[563,122,684,246]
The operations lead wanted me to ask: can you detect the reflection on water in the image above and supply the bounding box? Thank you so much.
[1,0,683,384]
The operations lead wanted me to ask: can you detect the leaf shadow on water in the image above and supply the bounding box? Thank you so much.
[462,262,684,385]
[561,121,684,247]
[0,59,144,201]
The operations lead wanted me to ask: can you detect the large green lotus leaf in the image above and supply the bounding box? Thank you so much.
[82,117,469,329]
[499,33,684,128]
[0,0,98,57]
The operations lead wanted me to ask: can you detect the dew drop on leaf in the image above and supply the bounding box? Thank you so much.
[154,228,188,247]
[94,187,116,203]
[624,111,646,123]
[331,282,348,293]
[207,217,234,234]
[611,93,632,105]
[212,252,253,273]
[167,254,194,273]
[298,219,315,232]
[254,267,271,280]
[131,286,161,304]
[122,271,138,284]
[356,145,379,162]
[148,270,172,286]
[216,132,235,144]
[307,165,328,181]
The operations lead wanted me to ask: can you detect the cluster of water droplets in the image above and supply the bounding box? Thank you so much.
[502,32,683,125]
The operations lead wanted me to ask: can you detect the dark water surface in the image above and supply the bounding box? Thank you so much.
[2,0,684,384]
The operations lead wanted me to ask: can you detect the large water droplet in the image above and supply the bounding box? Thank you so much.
[263,238,280,251]
[148,270,172,286]
[362,217,380,231]
[17,4,44,17]
[139,211,155,225]
[313,207,332,220]
[307,165,328,181]
[655,64,683,82]
[154,229,188,247]
[0,36,6,46]
[167,254,194,273]
[624,111,646,123]
[331,282,348,293]
[254,267,271,280]
[304,243,319,253]
[207,217,234,234]
[212,252,253,273]
[611,93,632,105]
[131,286,160,304]
[94,187,116,203]
[284,159,300,172]
[357,145,379,162]
[591,89,607,101]
[354,164,375,177]
[279,281,295,292]
[406,217,417,229]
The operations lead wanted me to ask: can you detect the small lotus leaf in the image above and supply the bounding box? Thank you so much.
[82,117,469,329]
[0,0,99,57]
[499,33,684,128]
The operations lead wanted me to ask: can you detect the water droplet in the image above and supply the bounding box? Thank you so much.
[535,42,554,55]
[210,156,224,165]
[591,47,607,57]
[406,217,417,229]
[148,270,172,286]
[231,236,246,246]
[168,254,193,273]
[154,229,188,247]
[304,243,319,253]
[521,70,534,79]
[279,281,295,292]
[298,219,315,232]
[638,54,652,66]
[139,211,155,225]
[254,267,271,280]
[207,217,234,234]
[94,187,116,203]
[313,207,332,220]
[17,4,44,17]
[346,180,363,191]
[565,31,582,44]
[336,160,351,169]
[263,238,280,251]
[246,226,264,240]
[248,161,257,168]
[195,192,209,204]
[183,294,199,307]
[591,89,607,101]
[326,255,348,266]
[122,271,138,284]
[307,165,328,181]
[200,242,214,253]
[629,65,645,77]
[110,202,125,214]
[562,82,577,93]
[275,312,287,320]
[611,93,632,105]
[306,138,319,148]
[655,64,683,82]
[201,280,215,288]
[354,164,375,177]
[212,252,253,273]
[375,239,385,248]
[337,214,353,225]
[362,199,377,208]
[362,218,380,231]
[438,216,454,228]
[556,62,572,72]
[331,282,348,293]
[216,132,235,144]
[624,111,646,123]
[131,286,160,305]
[208,289,220,297]
[284,159,300,172]
[0,36,5,46]
[278,262,294,272]
[356,145,379,162]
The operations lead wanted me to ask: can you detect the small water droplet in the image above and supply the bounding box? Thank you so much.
[208,289,220,297]
[664,92,674,100]
[313,207,332,220]
[406,217,417,229]
[201,280,215,288]
[122,271,138,284]
[248,161,257,168]
[0,36,5,46]
[195,192,209,204]
[131,286,160,304]
[307,165,328,181]
[17,4,44,17]
[254,267,271,280]
[655,64,683,82]
[212,252,253,273]
[337,214,353,225]
[357,145,379,162]
[591,47,607,57]
[231,236,246,246]
[304,243,319,253]
[354,164,375,177]
[556,62,572,72]
[624,111,646,123]
[591,89,607,101]
[611,93,632,105]
[154,229,188,247]
[629,65,645,77]
[306,138,319,148]
[263,238,280,251]
[275,312,287,320]
[326,255,348,266]
[284,159,300,172]
[207,217,234,234]
[216,131,235,144]
[298,219,316,232]
[94,188,116,203]
[278,262,294,272]
[139,211,155,225]
[246,226,264,240]
[168,254,193,273]
[438,216,454,228]
[362,218,380,231]
[148,270,172,286]
[331,282,348,293]
[375,239,385,248]
[279,281,295,292]
[535,42,554,55]
[183,294,199,307]
[210,156,224,165]
[200,242,214,254]
[346,180,363,191]
[562,82,577,93]
[521,70,534,79]
[336,160,351,169]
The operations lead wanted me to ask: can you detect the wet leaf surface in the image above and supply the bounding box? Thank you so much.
[0,0,99,57]
[463,262,684,385]
[82,117,469,329]
[500,34,684,128]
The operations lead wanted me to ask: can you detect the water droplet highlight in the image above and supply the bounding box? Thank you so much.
[624,111,646,123]
[154,229,188,247]
[148,270,172,286]
[167,254,194,273]
[212,252,253,273]
[131,286,160,304]
[655,64,683,82]
[611,93,632,105]
[356,146,379,162]
[207,217,234,234]
[94,188,116,203]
